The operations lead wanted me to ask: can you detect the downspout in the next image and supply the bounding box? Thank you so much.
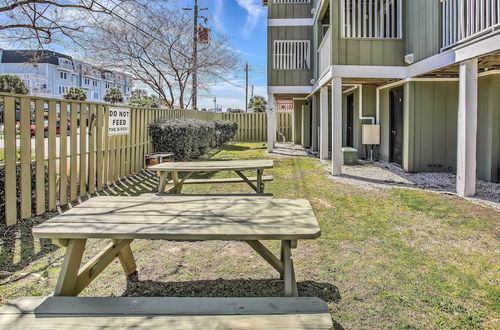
[343,84,375,124]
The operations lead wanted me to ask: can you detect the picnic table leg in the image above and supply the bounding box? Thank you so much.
[112,239,137,276]
[257,169,263,193]
[158,172,168,193]
[282,240,298,297]
[172,171,182,194]
[54,239,87,296]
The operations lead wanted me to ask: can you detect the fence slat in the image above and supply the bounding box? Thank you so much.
[35,100,45,215]
[96,104,104,191]
[47,100,57,210]
[59,102,68,206]
[103,106,109,186]
[79,103,87,196]
[88,104,96,194]
[70,103,78,202]
[4,97,17,225]
[19,98,31,219]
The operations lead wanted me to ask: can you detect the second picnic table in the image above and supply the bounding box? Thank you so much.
[148,159,274,194]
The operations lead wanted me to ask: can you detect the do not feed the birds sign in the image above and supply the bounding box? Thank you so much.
[108,107,130,135]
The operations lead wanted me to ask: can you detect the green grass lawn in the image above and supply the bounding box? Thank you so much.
[1,143,499,329]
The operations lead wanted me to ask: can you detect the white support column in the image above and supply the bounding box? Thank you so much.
[319,86,329,160]
[311,94,319,151]
[267,93,276,153]
[456,59,478,197]
[331,77,343,176]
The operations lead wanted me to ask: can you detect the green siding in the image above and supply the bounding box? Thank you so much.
[342,86,377,158]
[401,77,498,182]
[477,75,500,183]
[330,0,405,66]
[404,81,458,173]
[268,26,313,86]
[268,2,312,19]
[379,89,391,161]
[405,0,441,63]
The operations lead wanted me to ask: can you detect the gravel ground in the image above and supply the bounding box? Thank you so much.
[329,160,500,211]
[271,143,500,211]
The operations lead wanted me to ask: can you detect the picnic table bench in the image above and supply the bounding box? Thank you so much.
[0,297,333,329]
[32,195,321,298]
[148,159,274,194]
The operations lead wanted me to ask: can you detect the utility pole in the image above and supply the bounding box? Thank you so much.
[192,0,199,110]
[213,96,216,110]
[251,85,254,99]
[183,0,207,110]
[245,62,249,111]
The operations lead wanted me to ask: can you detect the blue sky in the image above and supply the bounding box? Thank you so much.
[183,0,268,109]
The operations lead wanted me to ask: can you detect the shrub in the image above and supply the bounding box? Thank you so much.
[64,86,87,101]
[0,75,29,94]
[149,118,238,161]
[214,120,238,148]
[104,88,123,104]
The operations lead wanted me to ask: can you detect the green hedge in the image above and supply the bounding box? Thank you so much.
[149,118,238,161]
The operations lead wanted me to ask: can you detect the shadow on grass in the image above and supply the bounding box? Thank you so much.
[124,277,341,302]
[124,277,344,329]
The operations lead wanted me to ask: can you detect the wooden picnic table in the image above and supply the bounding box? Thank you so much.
[148,160,274,194]
[32,195,321,298]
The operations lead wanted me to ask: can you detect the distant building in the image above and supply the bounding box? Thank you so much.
[0,49,133,103]
[207,107,223,113]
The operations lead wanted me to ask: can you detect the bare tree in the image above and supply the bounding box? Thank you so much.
[80,3,240,109]
[0,0,141,47]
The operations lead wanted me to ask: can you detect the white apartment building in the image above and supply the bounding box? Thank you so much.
[0,49,133,103]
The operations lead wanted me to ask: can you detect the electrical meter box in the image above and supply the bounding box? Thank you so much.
[362,124,380,145]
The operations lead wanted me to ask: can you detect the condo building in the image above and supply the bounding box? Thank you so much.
[263,0,500,196]
[0,49,133,103]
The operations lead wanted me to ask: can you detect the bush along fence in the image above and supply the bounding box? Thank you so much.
[0,93,292,225]
[149,118,238,161]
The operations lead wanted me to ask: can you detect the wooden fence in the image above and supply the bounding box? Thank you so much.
[0,94,292,225]
[150,110,292,142]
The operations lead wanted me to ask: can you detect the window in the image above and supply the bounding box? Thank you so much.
[93,80,98,87]
[84,78,90,85]
[93,92,99,99]
[58,86,68,94]
[105,83,111,89]
[341,0,402,39]
[273,40,310,70]
[273,0,310,3]
[60,72,67,79]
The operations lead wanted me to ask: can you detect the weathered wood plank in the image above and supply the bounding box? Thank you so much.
[32,196,321,241]
[59,102,68,206]
[148,160,274,172]
[179,176,273,185]
[246,240,283,275]
[54,239,87,296]
[79,103,88,196]
[74,239,133,295]
[47,100,57,210]
[35,99,46,215]
[0,297,332,329]
[4,97,17,225]
[19,98,31,219]
[96,104,104,191]
[69,103,78,201]
[88,104,96,194]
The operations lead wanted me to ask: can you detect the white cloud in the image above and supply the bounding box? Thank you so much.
[235,0,265,37]
[212,0,224,32]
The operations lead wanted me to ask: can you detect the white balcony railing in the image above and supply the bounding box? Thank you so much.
[442,0,500,49]
[341,0,403,39]
[318,27,331,78]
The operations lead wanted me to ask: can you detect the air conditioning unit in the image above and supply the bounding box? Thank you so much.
[404,53,414,64]
[310,79,316,85]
